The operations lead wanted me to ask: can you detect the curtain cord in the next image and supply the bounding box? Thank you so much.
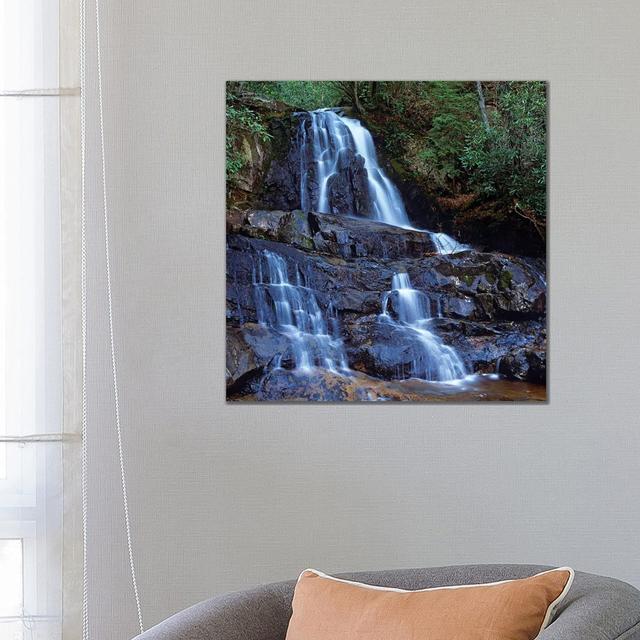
[81,0,145,635]
[79,0,89,637]
[94,0,145,632]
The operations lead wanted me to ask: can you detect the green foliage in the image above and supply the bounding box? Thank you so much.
[225,138,244,179]
[366,82,479,192]
[226,104,272,140]
[416,83,478,190]
[237,81,342,110]
[225,102,272,182]
[382,126,414,155]
[462,82,547,218]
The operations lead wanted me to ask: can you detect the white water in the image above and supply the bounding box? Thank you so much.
[381,272,467,381]
[299,109,469,253]
[303,110,354,214]
[339,116,412,227]
[253,250,348,372]
[430,232,471,254]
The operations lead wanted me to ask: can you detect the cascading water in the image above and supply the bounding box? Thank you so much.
[430,232,471,254]
[298,109,469,253]
[381,272,467,381]
[302,110,357,216]
[299,109,411,227]
[252,249,348,373]
[340,117,412,228]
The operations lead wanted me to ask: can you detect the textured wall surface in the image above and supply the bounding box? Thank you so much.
[83,1,640,638]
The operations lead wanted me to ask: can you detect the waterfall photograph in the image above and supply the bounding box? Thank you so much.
[226,81,547,402]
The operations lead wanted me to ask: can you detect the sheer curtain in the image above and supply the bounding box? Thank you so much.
[0,1,81,639]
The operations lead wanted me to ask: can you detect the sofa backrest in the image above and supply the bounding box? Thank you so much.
[135,564,640,640]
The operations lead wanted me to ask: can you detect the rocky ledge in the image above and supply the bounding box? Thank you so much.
[227,208,438,260]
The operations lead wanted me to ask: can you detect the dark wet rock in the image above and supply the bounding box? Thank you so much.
[261,115,308,211]
[406,252,546,321]
[434,318,546,382]
[245,209,289,236]
[445,296,476,319]
[255,114,302,211]
[230,208,437,261]
[323,150,372,216]
[381,158,447,230]
[525,349,546,384]
[229,209,314,251]
[253,369,354,402]
[226,208,247,234]
[280,209,313,248]
[343,315,427,380]
[226,323,291,385]
[496,346,546,384]
[307,211,436,260]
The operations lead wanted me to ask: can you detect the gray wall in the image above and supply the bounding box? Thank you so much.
[83,1,640,638]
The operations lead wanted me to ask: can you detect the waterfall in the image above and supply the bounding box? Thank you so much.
[298,109,469,253]
[381,272,467,381]
[299,109,411,227]
[308,110,355,215]
[252,250,348,373]
[339,117,411,228]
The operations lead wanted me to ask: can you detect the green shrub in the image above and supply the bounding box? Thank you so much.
[462,82,546,219]
[237,81,342,110]
[225,103,272,182]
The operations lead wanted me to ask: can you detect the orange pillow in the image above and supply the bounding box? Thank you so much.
[285,567,574,640]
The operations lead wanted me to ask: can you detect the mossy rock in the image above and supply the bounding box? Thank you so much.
[278,210,314,250]
[389,158,410,180]
[498,269,513,290]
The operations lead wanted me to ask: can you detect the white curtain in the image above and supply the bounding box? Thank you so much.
[0,1,81,638]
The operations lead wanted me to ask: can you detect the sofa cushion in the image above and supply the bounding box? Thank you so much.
[285,567,574,640]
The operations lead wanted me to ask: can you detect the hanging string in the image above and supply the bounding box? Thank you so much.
[94,0,145,633]
[79,0,89,636]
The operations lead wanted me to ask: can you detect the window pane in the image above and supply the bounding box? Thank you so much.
[0,83,62,439]
[0,443,62,639]
[0,1,59,91]
[0,444,6,481]
[0,539,23,617]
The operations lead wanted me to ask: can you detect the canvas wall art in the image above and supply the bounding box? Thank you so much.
[226,81,546,402]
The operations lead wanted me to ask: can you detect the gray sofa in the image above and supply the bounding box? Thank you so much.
[135,564,640,640]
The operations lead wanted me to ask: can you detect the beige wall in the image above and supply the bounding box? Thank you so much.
[83,1,640,638]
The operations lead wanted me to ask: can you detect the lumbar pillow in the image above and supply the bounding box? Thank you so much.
[285,567,573,640]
